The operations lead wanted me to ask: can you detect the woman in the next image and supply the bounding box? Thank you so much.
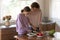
[28,2,42,31]
[16,6,32,35]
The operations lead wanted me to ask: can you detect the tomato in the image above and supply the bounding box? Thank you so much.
[37,33,43,36]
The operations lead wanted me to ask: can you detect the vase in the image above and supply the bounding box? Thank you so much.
[5,20,10,27]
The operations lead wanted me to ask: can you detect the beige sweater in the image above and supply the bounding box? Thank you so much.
[28,10,42,27]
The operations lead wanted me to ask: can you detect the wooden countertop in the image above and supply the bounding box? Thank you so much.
[0,25,16,29]
[14,35,54,40]
[41,21,55,24]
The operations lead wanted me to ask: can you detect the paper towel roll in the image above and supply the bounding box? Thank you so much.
[54,32,60,39]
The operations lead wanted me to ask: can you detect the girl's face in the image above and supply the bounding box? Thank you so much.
[23,11,30,15]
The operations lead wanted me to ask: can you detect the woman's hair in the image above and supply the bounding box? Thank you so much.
[24,6,31,12]
[21,9,24,12]
[31,2,40,8]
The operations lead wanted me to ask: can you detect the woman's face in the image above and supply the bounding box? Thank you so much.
[31,7,39,11]
[31,7,37,11]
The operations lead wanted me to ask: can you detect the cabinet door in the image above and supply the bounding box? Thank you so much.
[47,23,55,31]
[8,28,17,40]
[40,23,56,31]
[40,24,48,31]
[1,28,17,40]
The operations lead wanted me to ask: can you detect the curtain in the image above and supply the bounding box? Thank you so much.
[50,0,60,20]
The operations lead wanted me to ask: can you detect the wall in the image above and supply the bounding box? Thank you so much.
[42,0,52,18]
[44,0,49,17]
[37,0,50,17]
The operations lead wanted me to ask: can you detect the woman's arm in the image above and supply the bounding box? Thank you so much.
[27,18,36,31]
[39,11,43,31]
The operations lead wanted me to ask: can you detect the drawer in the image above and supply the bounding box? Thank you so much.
[1,28,16,35]
[40,23,56,31]
[1,33,17,40]
[47,23,55,31]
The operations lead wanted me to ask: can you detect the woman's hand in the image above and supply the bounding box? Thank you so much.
[32,26,36,31]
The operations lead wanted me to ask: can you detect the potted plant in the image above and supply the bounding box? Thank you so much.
[3,15,11,27]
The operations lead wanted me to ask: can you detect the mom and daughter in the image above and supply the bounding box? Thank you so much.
[16,2,42,36]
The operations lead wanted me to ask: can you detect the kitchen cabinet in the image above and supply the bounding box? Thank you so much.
[0,25,17,40]
[40,21,56,31]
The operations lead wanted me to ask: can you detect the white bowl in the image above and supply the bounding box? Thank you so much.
[27,33,36,37]
[37,36,43,37]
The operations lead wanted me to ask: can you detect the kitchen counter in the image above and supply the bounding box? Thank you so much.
[41,21,55,24]
[40,21,56,31]
[0,25,16,29]
[14,35,54,40]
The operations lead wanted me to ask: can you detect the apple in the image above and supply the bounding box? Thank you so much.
[37,33,43,36]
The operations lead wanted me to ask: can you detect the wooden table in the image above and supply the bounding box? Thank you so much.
[14,35,54,40]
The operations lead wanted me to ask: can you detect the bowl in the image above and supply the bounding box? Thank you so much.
[27,33,36,37]
[37,36,43,37]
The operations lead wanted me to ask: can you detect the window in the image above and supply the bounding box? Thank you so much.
[50,0,60,20]
[0,0,36,22]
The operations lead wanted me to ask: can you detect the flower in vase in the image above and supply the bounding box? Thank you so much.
[3,15,11,21]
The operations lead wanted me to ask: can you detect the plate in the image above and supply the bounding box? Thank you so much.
[27,33,36,37]
[37,36,43,37]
